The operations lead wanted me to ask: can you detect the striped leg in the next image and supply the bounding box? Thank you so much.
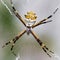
[38,20,52,25]
[10,0,26,26]
[30,30,54,57]
[32,8,58,28]
[2,29,26,51]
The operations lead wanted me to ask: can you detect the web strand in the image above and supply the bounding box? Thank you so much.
[1,0,13,15]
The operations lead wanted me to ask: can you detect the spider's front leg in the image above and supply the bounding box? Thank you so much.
[30,30,54,57]
[10,0,26,26]
[32,8,58,28]
[2,29,26,52]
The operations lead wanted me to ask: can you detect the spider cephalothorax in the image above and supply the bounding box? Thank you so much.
[2,0,59,57]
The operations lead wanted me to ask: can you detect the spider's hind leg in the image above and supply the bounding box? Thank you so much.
[2,41,10,48]
[30,30,54,57]
[42,47,51,57]
[44,45,54,54]
[41,43,54,57]
[2,39,16,56]
[2,30,26,56]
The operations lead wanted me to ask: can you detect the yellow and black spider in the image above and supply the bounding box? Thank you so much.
[2,0,59,57]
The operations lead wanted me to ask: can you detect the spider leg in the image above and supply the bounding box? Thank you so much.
[2,41,10,48]
[44,46,54,54]
[30,30,54,57]
[10,0,26,26]
[10,29,26,51]
[42,48,51,57]
[40,20,52,25]
[32,8,59,28]
[2,29,26,51]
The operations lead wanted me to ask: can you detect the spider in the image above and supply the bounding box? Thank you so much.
[2,0,59,57]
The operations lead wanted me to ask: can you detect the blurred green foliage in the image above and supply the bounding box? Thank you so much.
[0,1,19,60]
